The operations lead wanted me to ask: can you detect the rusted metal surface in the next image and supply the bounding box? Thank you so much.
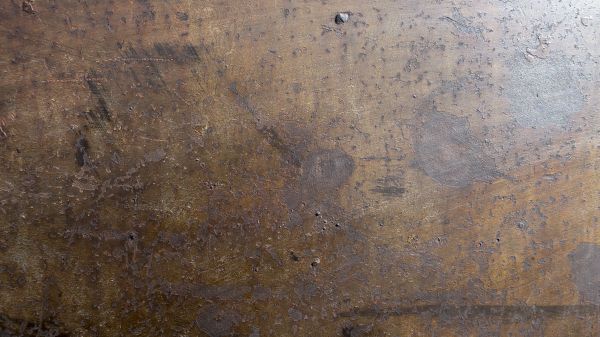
[1,0,599,336]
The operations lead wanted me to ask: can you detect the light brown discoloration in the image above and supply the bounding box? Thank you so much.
[1,0,599,336]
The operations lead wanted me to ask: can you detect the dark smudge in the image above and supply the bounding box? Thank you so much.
[75,135,89,167]
[85,76,111,121]
[340,304,600,320]
[0,314,69,337]
[143,148,166,163]
[283,148,354,227]
[153,42,200,63]
[371,175,405,197]
[287,308,303,321]
[569,243,600,304]
[175,11,188,21]
[229,82,301,166]
[160,283,251,301]
[300,149,355,190]
[414,111,499,187]
[342,323,373,337]
[195,305,241,337]
[371,186,406,196]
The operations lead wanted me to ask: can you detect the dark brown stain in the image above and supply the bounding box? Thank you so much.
[414,111,500,187]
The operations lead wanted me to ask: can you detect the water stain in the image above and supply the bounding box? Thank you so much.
[569,243,600,304]
[414,111,499,187]
[195,305,241,337]
[283,148,354,226]
[300,149,354,191]
[505,56,584,128]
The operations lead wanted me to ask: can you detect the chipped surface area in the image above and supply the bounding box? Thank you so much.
[1,0,600,336]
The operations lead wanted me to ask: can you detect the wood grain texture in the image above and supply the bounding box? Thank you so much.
[0,0,599,336]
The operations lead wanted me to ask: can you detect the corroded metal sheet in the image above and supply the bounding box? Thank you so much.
[1,0,599,336]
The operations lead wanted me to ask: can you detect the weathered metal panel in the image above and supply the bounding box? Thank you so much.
[1,0,599,336]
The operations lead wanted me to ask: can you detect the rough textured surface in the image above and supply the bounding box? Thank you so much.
[1,0,600,336]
